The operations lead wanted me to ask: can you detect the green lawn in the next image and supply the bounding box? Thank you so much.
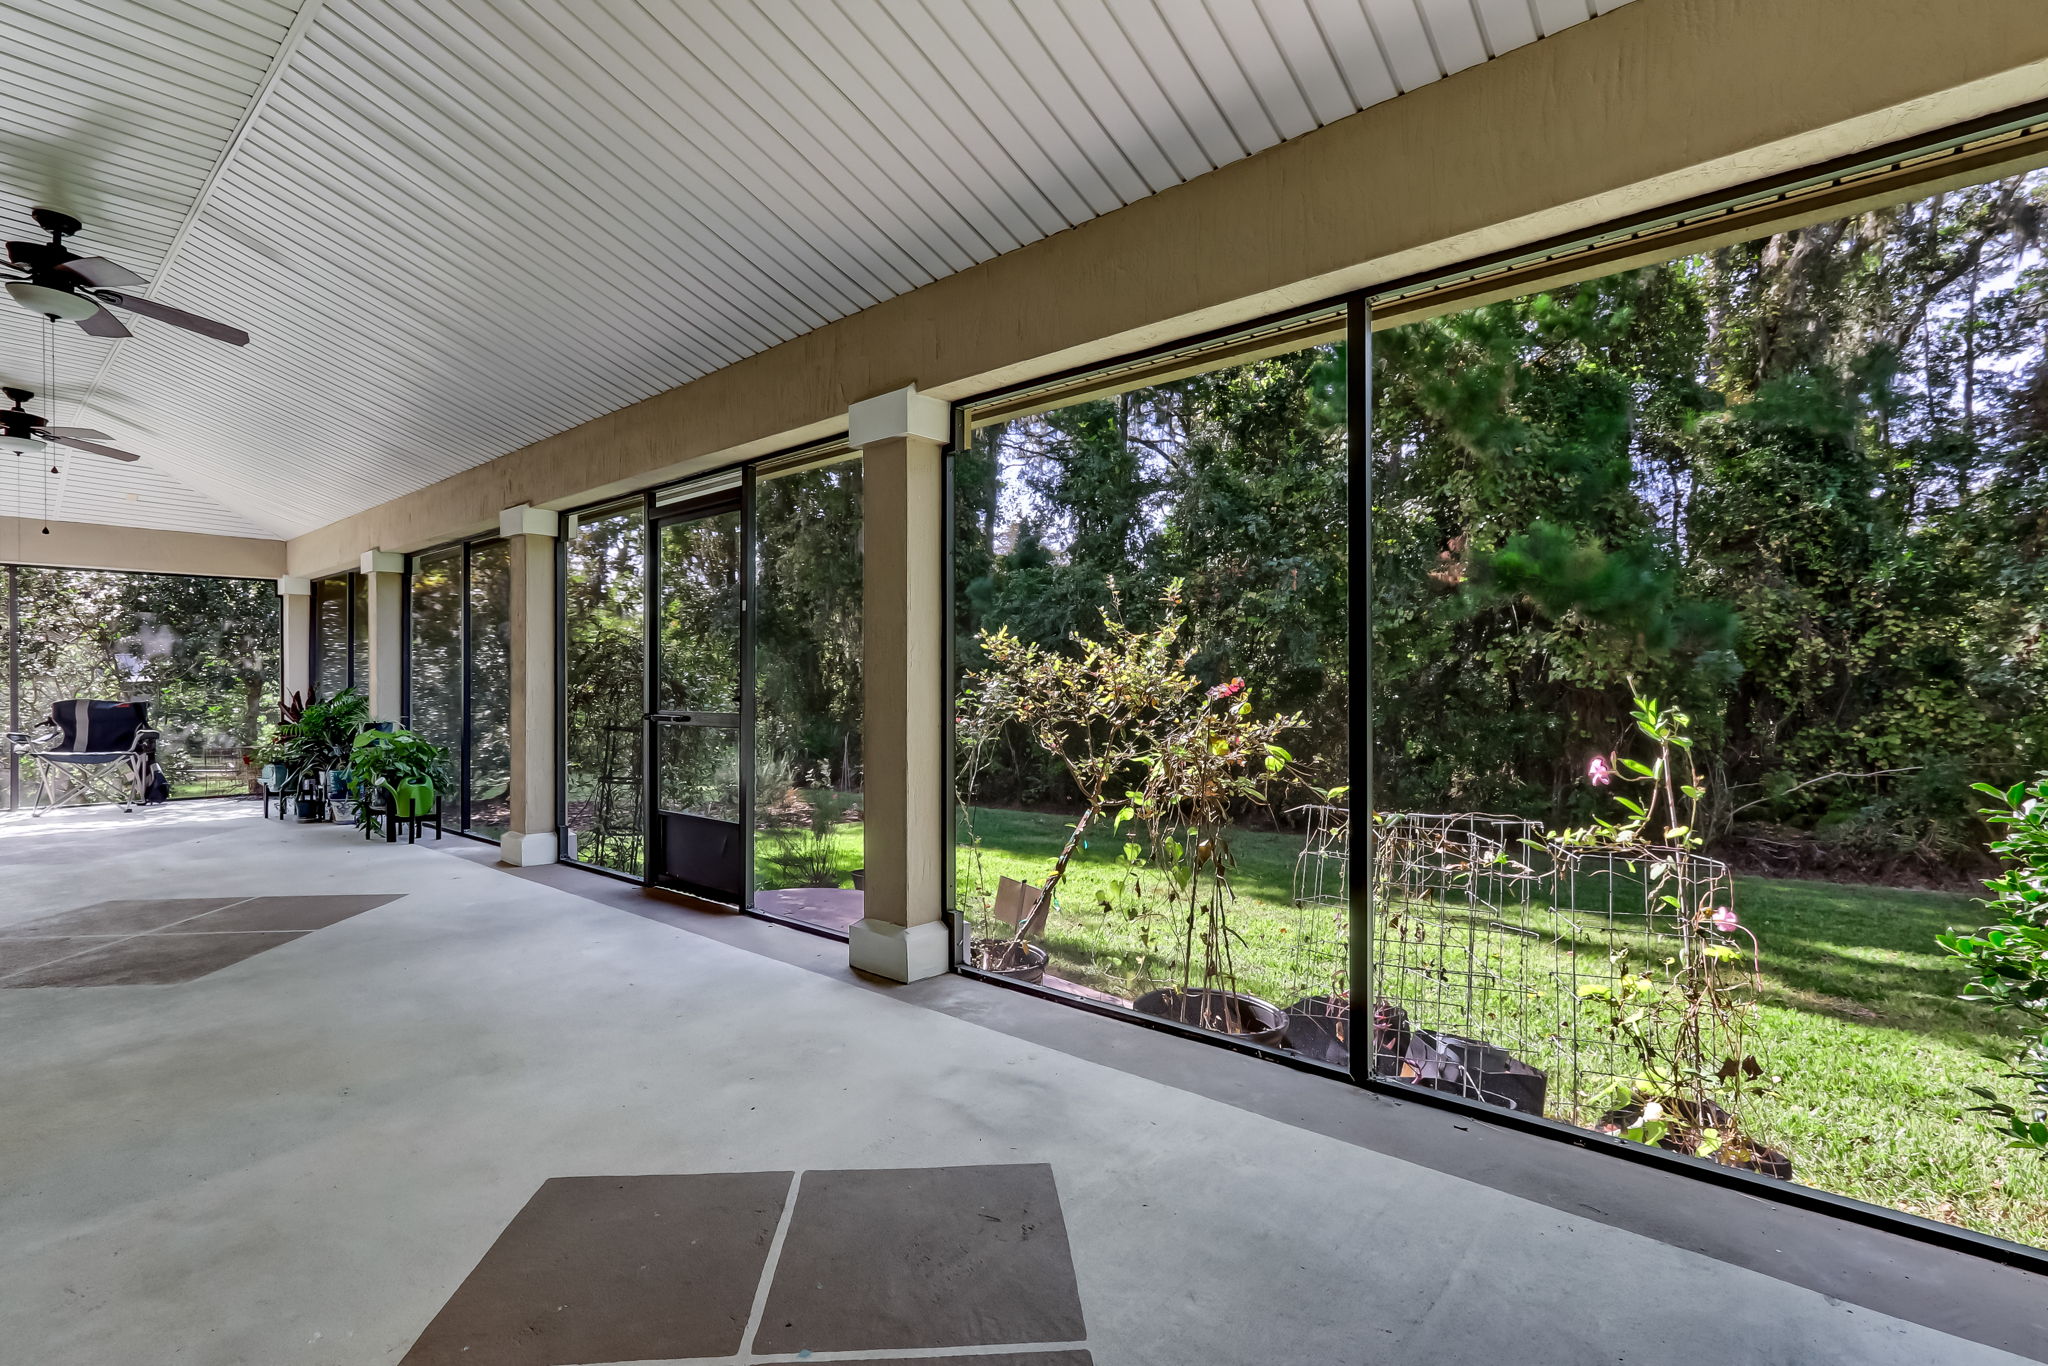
[957,803,2048,1248]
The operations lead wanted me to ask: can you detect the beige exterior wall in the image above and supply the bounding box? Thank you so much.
[2,518,284,579]
[286,0,2048,573]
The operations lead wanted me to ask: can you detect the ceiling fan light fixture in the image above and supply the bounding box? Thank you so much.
[5,280,99,322]
[0,433,48,454]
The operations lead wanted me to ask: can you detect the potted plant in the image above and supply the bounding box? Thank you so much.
[962,583,1309,1039]
[256,689,371,821]
[1120,654,1303,1048]
[344,728,449,835]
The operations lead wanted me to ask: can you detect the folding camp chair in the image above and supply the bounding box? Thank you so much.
[6,699,162,816]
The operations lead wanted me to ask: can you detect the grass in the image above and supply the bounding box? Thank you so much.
[957,803,2048,1248]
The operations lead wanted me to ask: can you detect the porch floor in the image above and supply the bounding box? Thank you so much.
[0,801,2037,1365]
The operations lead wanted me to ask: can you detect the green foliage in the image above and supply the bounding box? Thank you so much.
[960,346,1348,810]
[1939,778,2048,1154]
[6,566,278,799]
[344,728,450,833]
[962,584,1310,1005]
[761,788,855,890]
[1560,690,1775,1168]
[262,687,370,775]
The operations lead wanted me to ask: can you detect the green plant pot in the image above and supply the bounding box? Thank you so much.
[393,781,436,818]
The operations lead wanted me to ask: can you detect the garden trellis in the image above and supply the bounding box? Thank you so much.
[1289,811,1763,1150]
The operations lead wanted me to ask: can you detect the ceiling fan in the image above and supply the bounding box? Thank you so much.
[1,207,250,346]
[0,387,141,462]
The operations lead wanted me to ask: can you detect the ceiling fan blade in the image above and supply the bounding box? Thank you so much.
[52,435,141,463]
[45,426,112,441]
[75,305,131,338]
[53,256,147,289]
[93,289,249,346]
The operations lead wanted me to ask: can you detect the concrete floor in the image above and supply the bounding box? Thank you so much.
[0,802,2039,1365]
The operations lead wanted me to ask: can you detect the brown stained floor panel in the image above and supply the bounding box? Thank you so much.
[0,898,243,938]
[753,1163,1085,1355]
[178,894,402,932]
[400,1172,794,1366]
[0,937,120,979]
[854,1355,1093,1365]
[2,932,305,986]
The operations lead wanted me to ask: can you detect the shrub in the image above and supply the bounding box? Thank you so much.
[1939,778,2048,1155]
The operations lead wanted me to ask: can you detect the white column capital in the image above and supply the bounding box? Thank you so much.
[359,549,405,575]
[276,575,312,596]
[848,384,950,448]
[499,504,560,539]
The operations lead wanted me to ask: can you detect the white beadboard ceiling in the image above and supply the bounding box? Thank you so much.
[0,0,1633,544]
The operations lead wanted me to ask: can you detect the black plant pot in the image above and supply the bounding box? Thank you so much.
[972,937,1047,984]
[1133,987,1288,1046]
[1281,994,1352,1066]
[1601,1096,1794,1181]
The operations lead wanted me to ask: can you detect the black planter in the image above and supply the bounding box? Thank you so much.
[972,937,1047,984]
[1132,987,1288,1046]
[1601,1096,1794,1181]
[1282,994,1352,1066]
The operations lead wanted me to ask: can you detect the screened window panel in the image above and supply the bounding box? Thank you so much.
[464,539,512,839]
[564,504,647,877]
[952,334,1348,1032]
[408,549,463,778]
[752,457,864,927]
[313,576,349,700]
[2,566,278,807]
[348,573,368,690]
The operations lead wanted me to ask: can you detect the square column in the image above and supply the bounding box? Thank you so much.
[277,576,312,706]
[499,505,560,867]
[847,385,951,982]
[358,550,406,723]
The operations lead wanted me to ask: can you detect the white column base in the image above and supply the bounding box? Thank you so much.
[847,918,951,983]
[498,830,559,867]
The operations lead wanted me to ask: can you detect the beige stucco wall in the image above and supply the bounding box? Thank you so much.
[0,518,285,579]
[285,0,2048,573]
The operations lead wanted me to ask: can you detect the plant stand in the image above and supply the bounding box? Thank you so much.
[377,787,443,844]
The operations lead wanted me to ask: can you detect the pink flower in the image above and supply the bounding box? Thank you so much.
[1587,755,1613,786]
[1207,677,1245,701]
[1706,906,1739,932]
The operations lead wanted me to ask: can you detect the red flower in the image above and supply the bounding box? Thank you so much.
[1206,677,1245,701]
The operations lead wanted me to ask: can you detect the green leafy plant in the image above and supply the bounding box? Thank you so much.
[258,688,371,777]
[764,788,852,888]
[344,728,449,833]
[1560,688,1777,1171]
[1938,777,2048,1155]
[963,582,1310,1021]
